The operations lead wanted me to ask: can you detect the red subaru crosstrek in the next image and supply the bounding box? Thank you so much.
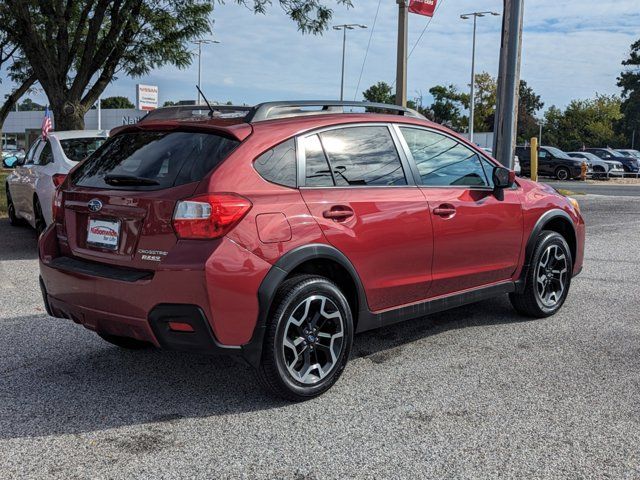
[39,101,585,400]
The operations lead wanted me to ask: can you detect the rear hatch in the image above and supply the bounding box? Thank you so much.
[58,128,240,270]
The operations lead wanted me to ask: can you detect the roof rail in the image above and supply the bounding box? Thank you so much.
[245,100,425,122]
[140,104,252,122]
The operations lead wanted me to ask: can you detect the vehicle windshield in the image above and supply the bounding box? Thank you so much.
[61,137,107,162]
[544,146,573,160]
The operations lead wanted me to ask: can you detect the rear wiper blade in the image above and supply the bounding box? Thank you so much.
[104,174,159,186]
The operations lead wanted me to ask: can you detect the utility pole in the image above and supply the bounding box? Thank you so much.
[461,11,500,144]
[396,0,408,106]
[333,24,367,101]
[192,39,220,105]
[492,0,524,169]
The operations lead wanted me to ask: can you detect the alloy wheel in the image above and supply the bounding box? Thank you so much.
[281,295,345,385]
[535,244,568,308]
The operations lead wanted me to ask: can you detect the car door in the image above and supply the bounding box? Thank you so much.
[298,124,434,312]
[20,140,49,225]
[395,125,524,298]
[11,139,42,218]
[537,148,554,176]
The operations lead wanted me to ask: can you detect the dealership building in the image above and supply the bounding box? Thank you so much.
[1,84,161,149]
[1,108,149,149]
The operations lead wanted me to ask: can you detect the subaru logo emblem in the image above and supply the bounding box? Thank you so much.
[88,199,103,212]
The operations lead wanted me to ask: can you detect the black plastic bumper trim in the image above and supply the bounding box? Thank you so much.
[49,256,153,282]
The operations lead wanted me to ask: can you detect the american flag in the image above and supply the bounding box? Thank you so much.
[41,106,52,140]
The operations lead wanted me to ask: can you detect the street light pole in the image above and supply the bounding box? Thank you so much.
[192,39,220,105]
[333,24,367,101]
[461,11,500,144]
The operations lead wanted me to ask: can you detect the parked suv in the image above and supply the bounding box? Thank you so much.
[585,148,640,173]
[516,145,589,180]
[567,151,624,177]
[39,101,585,400]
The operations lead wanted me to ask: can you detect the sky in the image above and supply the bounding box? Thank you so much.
[1,0,639,112]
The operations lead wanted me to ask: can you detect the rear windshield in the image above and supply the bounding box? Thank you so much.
[61,137,107,162]
[71,131,239,190]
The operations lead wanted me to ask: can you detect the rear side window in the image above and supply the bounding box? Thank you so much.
[254,139,296,188]
[304,126,407,187]
[60,138,107,162]
[37,142,53,166]
[72,131,239,190]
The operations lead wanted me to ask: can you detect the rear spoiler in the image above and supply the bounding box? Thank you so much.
[108,121,253,142]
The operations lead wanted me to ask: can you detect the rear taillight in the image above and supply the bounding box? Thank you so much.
[52,188,64,223]
[52,173,67,187]
[172,193,252,239]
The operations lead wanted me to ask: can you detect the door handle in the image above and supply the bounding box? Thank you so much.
[323,206,354,221]
[433,204,456,217]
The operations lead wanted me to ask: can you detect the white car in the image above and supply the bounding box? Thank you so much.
[5,130,108,235]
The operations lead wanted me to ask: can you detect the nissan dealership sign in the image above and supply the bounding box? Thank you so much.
[136,84,159,111]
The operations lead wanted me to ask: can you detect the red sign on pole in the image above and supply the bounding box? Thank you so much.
[408,0,437,17]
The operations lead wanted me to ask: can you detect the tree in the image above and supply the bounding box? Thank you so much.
[0,31,36,141]
[543,95,625,151]
[362,82,395,104]
[1,0,350,131]
[426,84,469,130]
[17,98,45,111]
[618,38,640,147]
[101,96,134,109]
[517,80,544,143]
[472,72,497,132]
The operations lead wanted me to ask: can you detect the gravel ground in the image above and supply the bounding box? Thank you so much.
[0,195,639,479]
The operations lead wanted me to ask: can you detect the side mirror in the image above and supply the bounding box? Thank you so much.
[2,155,18,168]
[493,166,515,189]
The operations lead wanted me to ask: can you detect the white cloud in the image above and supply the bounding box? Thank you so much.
[1,0,638,110]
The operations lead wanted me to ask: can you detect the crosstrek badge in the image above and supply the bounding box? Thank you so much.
[408,0,437,17]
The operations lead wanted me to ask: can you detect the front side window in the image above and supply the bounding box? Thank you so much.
[37,142,53,166]
[304,126,407,187]
[254,139,297,188]
[400,127,489,187]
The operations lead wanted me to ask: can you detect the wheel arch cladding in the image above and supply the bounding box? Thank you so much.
[526,209,577,269]
[258,244,368,334]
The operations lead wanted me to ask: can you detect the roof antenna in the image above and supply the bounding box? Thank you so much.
[196,85,215,117]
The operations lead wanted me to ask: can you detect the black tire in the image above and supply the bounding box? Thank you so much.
[257,274,354,401]
[6,189,21,227]
[33,197,46,237]
[97,332,153,349]
[510,231,573,318]
[555,167,570,181]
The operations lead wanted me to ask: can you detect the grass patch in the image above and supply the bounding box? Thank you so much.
[0,170,8,217]
[556,188,585,196]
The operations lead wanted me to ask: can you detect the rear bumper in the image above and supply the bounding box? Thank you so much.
[38,224,272,358]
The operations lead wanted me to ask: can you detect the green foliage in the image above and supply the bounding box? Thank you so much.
[425,84,468,130]
[542,95,625,150]
[517,80,544,144]
[0,0,349,130]
[362,82,395,104]
[100,96,134,109]
[617,38,640,146]
[17,98,44,111]
[472,72,496,132]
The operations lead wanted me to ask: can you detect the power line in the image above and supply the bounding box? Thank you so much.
[353,0,382,100]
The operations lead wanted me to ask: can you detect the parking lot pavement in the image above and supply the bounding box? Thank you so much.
[1,195,639,480]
